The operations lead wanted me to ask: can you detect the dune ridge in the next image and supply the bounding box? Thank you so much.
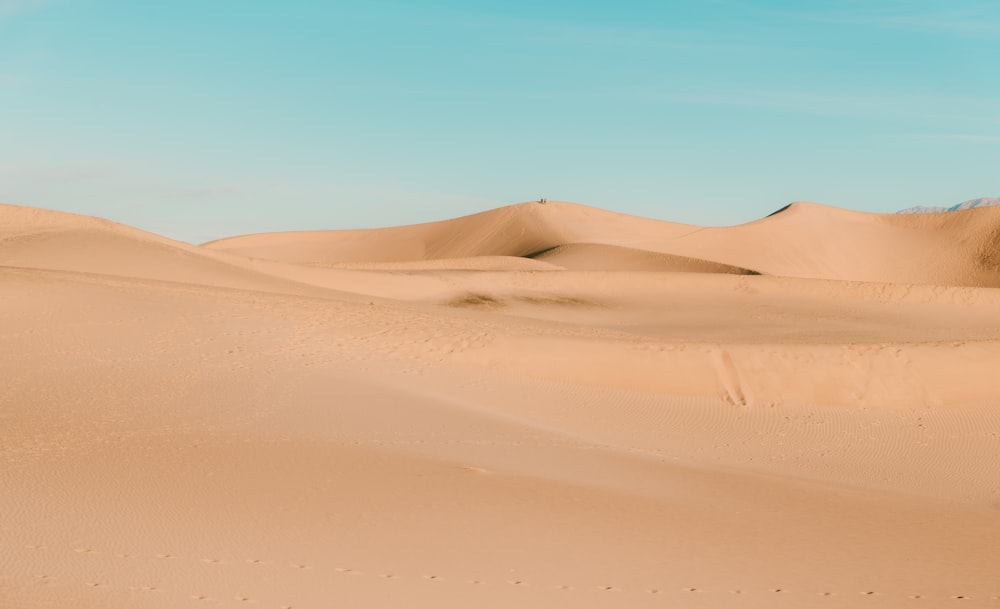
[0,203,346,296]
[3,199,1000,609]
[658,202,1000,286]
[205,200,1000,288]
[203,201,697,263]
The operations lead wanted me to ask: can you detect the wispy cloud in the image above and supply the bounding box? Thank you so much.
[806,11,1000,36]
[358,82,997,126]
[0,162,245,204]
[620,87,996,125]
[0,163,119,184]
[912,133,1000,143]
[0,0,48,20]
[381,0,753,56]
[711,0,1000,36]
[120,185,245,200]
[516,20,746,55]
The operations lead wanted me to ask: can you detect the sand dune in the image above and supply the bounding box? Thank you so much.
[0,203,448,301]
[207,200,1000,288]
[657,201,1000,287]
[0,203,339,295]
[204,201,696,263]
[532,242,759,273]
[3,200,1000,609]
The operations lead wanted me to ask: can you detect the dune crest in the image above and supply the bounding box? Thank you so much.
[204,200,697,264]
[204,199,1000,288]
[656,201,1000,287]
[0,202,336,293]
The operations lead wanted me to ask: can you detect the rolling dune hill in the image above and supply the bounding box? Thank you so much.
[206,200,1000,287]
[3,199,1000,609]
[203,201,697,263]
[660,202,1000,286]
[0,203,340,296]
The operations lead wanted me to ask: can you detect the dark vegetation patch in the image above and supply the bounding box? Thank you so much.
[515,294,596,307]
[447,293,503,308]
[975,226,1000,272]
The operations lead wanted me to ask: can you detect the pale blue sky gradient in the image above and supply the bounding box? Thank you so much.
[2,0,998,242]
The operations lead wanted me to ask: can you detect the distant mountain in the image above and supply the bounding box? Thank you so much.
[898,198,1000,214]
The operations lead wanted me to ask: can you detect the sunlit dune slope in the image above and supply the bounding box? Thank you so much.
[0,203,340,295]
[4,200,1000,609]
[205,200,1000,287]
[202,201,696,264]
[660,202,1000,287]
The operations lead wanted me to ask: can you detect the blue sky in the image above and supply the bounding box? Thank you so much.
[1,0,998,242]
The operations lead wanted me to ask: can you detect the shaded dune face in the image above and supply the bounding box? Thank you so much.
[529,243,760,274]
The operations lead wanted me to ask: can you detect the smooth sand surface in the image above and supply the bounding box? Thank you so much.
[2,200,999,608]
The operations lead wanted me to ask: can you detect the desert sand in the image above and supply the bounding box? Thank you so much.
[2,200,999,609]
